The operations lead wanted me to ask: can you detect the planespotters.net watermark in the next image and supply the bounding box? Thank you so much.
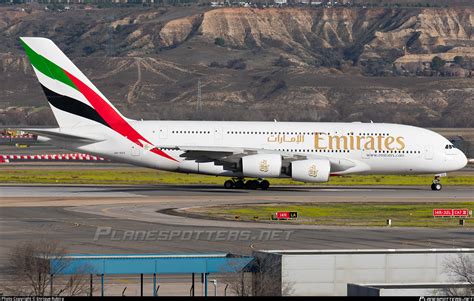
[94,226,294,242]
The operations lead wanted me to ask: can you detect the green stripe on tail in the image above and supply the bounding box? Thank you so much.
[21,39,77,91]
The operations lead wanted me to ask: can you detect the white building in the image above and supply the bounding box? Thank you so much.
[252,248,474,296]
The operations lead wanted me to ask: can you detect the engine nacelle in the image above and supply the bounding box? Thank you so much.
[242,154,282,178]
[291,159,331,183]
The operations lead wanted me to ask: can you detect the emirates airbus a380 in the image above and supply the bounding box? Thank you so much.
[19,37,468,191]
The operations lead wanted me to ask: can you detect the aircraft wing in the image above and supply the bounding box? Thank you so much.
[165,145,363,173]
[176,146,258,163]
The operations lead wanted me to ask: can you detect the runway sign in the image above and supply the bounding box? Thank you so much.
[433,208,469,217]
[275,211,298,220]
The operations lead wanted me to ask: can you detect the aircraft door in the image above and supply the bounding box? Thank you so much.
[361,149,370,159]
[131,144,141,156]
[214,128,223,141]
[361,147,376,160]
[424,145,434,160]
[159,126,168,139]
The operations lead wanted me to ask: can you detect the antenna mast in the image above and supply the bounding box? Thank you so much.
[197,79,202,115]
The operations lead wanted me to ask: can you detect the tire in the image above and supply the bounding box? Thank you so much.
[224,180,234,189]
[431,183,442,191]
[235,180,245,189]
[244,180,251,189]
[259,180,270,190]
[248,180,258,190]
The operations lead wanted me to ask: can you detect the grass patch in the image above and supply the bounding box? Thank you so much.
[0,168,473,185]
[195,202,474,228]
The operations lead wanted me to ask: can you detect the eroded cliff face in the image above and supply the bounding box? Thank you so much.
[0,7,473,127]
[160,7,473,65]
[3,7,471,58]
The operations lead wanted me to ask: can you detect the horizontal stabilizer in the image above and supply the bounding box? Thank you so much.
[22,128,104,143]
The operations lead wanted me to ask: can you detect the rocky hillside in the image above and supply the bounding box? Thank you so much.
[0,6,473,127]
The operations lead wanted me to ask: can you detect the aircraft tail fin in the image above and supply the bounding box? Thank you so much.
[20,37,128,129]
[21,37,178,162]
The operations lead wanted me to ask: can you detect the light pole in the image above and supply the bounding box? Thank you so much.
[210,279,218,296]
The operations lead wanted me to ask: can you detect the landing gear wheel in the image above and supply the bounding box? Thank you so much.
[431,175,442,191]
[245,180,259,190]
[235,179,245,189]
[224,180,235,189]
[259,180,270,190]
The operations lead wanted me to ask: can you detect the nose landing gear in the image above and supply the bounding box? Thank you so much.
[223,178,270,190]
[431,175,442,191]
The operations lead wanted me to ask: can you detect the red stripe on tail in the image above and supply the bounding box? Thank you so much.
[63,70,177,162]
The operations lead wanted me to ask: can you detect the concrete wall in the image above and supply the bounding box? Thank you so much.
[348,283,473,296]
[253,249,474,296]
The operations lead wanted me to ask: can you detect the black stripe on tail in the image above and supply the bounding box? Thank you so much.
[40,84,110,128]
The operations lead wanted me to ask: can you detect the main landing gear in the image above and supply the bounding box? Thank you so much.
[224,178,270,190]
[431,175,442,191]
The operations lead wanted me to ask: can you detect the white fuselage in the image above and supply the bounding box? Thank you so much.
[19,37,468,183]
[61,121,467,178]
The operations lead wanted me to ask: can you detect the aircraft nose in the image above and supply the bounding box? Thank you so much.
[456,149,468,169]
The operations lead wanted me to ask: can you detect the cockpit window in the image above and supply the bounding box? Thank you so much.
[445,144,455,149]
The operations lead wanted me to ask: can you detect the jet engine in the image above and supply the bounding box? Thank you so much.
[241,154,282,178]
[291,159,331,182]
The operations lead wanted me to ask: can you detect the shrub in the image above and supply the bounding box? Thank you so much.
[431,56,446,71]
[214,37,225,47]
[82,46,96,56]
[209,61,223,68]
[273,56,292,68]
[226,58,246,70]
[274,79,287,91]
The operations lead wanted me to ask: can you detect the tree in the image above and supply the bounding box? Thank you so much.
[431,56,446,71]
[221,254,293,296]
[435,254,474,296]
[3,240,90,296]
[453,56,465,66]
[223,270,253,296]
